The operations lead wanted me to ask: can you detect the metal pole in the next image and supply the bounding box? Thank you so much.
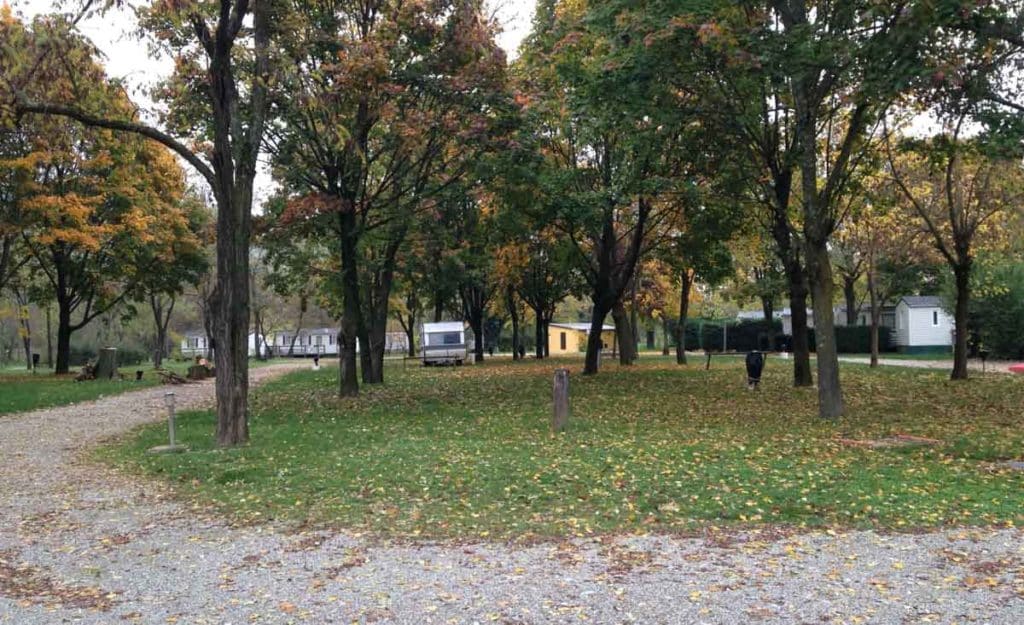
[165,392,176,447]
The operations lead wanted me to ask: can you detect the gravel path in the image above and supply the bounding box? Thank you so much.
[838,356,1020,374]
[2,365,1023,624]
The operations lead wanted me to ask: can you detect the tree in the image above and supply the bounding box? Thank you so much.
[517,0,682,374]
[15,97,196,374]
[135,192,210,368]
[6,2,273,445]
[838,178,932,366]
[886,136,1023,379]
[266,0,507,394]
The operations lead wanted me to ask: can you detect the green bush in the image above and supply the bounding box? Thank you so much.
[834,325,894,353]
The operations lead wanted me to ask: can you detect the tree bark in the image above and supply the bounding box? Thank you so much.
[806,242,843,418]
[951,265,971,380]
[675,271,692,365]
[338,211,363,396]
[150,294,175,369]
[582,303,610,374]
[843,276,858,325]
[661,315,670,356]
[787,269,813,386]
[507,286,520,360]
[45,304,52,368]
[55,299,72,375]
[534,309,544,359]
[612,301,636,365]
[761,296,775,351]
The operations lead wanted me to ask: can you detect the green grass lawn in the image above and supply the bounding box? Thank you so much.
[0,357,289,416]
[98,357,1024,539]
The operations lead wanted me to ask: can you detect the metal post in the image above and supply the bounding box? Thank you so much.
[165,392,176,447]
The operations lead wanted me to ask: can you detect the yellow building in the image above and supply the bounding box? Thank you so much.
[548,322,617,356]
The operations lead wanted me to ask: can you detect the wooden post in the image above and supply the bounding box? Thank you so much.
[552,368,570,433]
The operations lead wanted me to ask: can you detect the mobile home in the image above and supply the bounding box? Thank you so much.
[420,321,467,365]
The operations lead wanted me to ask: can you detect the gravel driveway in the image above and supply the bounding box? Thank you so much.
[2,364,1023,624]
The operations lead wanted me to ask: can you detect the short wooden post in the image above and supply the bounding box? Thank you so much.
[552,368,570,433]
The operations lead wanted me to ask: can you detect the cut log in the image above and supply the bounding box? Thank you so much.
[95,347,118,380]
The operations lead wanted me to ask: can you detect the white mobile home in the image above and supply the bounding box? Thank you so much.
[180,331,210,358]
[273,328,340,357]
[420,321,467,365]
[893,296,953,353]
[180,331,269,358]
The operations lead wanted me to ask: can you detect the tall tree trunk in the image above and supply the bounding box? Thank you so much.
[542,316,551,358]
[150,294,174,369]
[582,303,610,374]
[612,301,636,365]
[14,289,31,370]
[843,276,858,326]
[405,319,416,358]
[507,287,520,360]
[675,271,691,365]
[45,304,52,368]
[806,243,843,419]
[761,297,775,351]
[951,265,971,380]
[20,320,31,371]
[534,309,544,359]
[661,314,670,356]
[787,272,813,387]
[211,189,253,446]
[867,266,880,367]
[338,212,363,396]
[55,298,72,375]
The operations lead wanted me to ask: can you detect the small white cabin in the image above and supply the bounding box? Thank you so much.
[421,321,467,365]
[893,296,953,353]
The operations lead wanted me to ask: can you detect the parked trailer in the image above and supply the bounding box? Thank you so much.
[421,321,468,366]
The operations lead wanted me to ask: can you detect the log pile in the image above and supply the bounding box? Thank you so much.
[155,369,190,385]
[74,362,97,382]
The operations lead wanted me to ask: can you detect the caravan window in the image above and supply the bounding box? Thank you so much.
[932,310,939,326]
[440,332,461,345]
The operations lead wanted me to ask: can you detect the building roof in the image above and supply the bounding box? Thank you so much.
[900,295,943,308]
[422,321,465,333]
[550,322,615,332]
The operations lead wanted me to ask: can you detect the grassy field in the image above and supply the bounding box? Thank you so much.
[99,356,1024,539]
[0,358,289,416]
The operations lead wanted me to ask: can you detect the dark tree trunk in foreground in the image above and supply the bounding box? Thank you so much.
[675,271,692,365]
[534,311,545,359]
[951,265,971,380]
[338,212,362,396]
[806,242,843,419]
[661,314,670,356]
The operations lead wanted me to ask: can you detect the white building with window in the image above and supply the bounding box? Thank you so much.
[893,296,954,353]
